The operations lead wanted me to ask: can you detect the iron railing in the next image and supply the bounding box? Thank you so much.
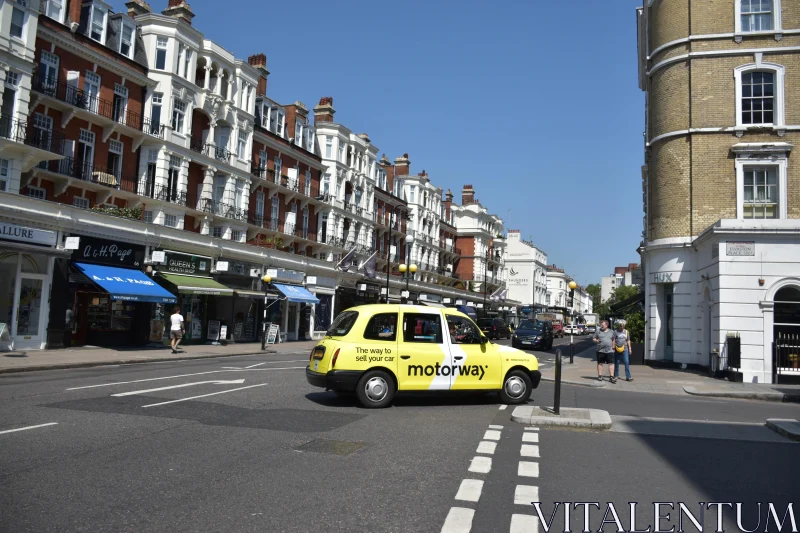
[32,75,143,129]
[142,117,166,139]
[246,213,316,241]
[37,156,136,192]
[0,116,67,154]
[138,182,188,206]
[773,332,800,384]
[200,199,247,222]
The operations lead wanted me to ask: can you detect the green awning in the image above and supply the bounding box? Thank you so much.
[158,273,234,296]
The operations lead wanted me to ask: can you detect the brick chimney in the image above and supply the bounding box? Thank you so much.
[443,188,454,215]
[394,153,410,176]
[68,0,82,26]
[313,97,335,124]
[462,184,475,205]
[380,154,395,191]
[163,0,195,25]
[248,53,268,96]
[125,0,151,18]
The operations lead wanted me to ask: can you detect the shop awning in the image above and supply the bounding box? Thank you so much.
[273,283,320,304]
[234,289,266,298]
[73,262,177,304]
[420,301,447,308]
[158,273,234,296]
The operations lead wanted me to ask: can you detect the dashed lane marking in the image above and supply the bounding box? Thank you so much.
[510,514,539,533]
[454,479,484,503]
[468,456,492,474]
[514,485,539,505]
[488,424,504,429]
[520,444,540,458]
[522,432,539,443]
[518,461,539,478]
[498,405,508,410]
[524,427,539,431]
[476,441,496,454]
[441,507,475,533]
[483,430,501,441]
[0,422,58,435]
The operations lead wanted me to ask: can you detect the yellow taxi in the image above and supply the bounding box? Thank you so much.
[305,304,541,408]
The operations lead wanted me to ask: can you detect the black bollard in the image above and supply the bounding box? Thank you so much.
[554,348,562,415]
[570,340,574,364]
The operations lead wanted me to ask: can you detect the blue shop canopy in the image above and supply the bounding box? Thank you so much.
[74,262,177,304]
[272,283,320,304]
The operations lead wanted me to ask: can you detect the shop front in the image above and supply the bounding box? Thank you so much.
[306,275,336,338]
[213,259,264,344]
[418,293,447,309]
[153,251,234,344]
[0,221,64,351]
[51,235,176,348]
[263,268,317,341]
[335,280,382,315]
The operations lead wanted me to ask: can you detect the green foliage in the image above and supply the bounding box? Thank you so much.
[623,308,646,343]
[468,280,476,292]
[91,204,143,221]
[586,283,601,304]
[612,284,640,303]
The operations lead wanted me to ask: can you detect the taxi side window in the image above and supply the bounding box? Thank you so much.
[446,315,482,344]
[402,313,443,344]
[364,313,398,341]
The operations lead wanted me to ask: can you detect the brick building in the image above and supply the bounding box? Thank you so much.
[637,0,800,382]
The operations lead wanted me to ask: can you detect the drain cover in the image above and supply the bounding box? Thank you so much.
[294,439,366,456]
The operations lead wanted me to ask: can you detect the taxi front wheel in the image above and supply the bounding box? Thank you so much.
[355,370,396,408]
[498,370,533,405]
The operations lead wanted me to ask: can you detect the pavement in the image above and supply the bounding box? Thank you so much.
[2,354,798,533]
[0,340,318,374]
[537,339,800,402]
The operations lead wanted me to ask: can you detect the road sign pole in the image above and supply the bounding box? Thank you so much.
[570,333,574,364]
[554,348,562,415]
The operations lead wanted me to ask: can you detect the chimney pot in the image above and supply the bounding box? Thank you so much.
[125,0,151,17]
[162,0,195,25]
[313,96,336,125]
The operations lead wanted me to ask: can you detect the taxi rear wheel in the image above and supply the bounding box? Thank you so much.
[355,370,396,408]
[499,370,533,405]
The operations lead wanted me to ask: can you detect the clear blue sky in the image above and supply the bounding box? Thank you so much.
[113,0,645,287]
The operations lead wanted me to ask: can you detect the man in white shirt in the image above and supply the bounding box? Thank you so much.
[169,306,185,354]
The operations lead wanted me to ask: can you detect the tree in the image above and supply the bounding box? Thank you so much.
[586,283,601,305]
[611,284,639,303]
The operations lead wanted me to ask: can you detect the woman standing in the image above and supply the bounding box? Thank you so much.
[613,320,633,382]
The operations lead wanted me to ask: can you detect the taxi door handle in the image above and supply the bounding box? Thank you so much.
[454,356,463,360]
[400,355,410,360]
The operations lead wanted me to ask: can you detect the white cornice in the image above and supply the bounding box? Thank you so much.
[37,25,154,88]
[648,45,800,77]
[254,129,324,170]
[730,142,794,154]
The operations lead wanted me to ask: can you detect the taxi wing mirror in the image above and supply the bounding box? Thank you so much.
[480,334,489,345]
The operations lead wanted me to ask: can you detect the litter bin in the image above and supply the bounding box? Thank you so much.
[709,350,720,377]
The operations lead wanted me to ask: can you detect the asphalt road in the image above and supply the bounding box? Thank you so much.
[1,341,798,533]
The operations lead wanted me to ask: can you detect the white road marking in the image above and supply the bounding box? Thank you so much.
[522,432,539,443]
[110,379,246,397]
[476,441,496,454]
[0,422,58,435]
[510,514,539,533]
[524,426,539,431]
[222,360,307,369]
[498,404,508,410]
[488,424,504,429]
[245,362,267,368]
[514,485,539,505]
[520,444,540,458]
[66,367,303,391]
[468,456,492,474]
[454,479,484,503]
[483,430,501,441]
[518,461,540,478]
[441,507,475,533]
[141,383,268,408]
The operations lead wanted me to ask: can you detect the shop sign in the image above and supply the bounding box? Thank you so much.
[726,241,755,256]
[266,268,305,284]
[0,222,56,246]
[653,272,679,284]
[71,236,145,267]
[163,251,211,276]
[306,275,337,288]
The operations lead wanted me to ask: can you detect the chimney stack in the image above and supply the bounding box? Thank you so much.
[394,153,410,176]
[248,53,268,96]
[163,0,195,25]
[462,184,475,205]
[313,97,335,124]
[125,0,151,18]
[380,154,395,190]
[357,133,370,143]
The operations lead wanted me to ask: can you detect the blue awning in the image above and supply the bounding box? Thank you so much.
[273,283,320,304]
[74,262,177,304]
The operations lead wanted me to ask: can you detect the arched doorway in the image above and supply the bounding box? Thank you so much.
[774,285,800,382]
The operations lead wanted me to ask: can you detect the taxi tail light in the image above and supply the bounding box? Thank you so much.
[309,349,315,362]
[331,348,341,369]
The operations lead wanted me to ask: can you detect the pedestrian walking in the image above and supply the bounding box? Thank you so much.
[613,320,633,382]
[592,320,616,382]
[169,306,185,354]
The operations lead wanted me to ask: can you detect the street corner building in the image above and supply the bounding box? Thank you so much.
[0,0,520,351]
[637,0,800,383]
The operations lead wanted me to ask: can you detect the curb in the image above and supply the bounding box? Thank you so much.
[0,350,278,375]
[511,406,613,430]
[765,419,800,441]
[540,375,606,388]
[683,386,800,403]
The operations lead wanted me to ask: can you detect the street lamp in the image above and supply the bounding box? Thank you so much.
[384,204,409,303]
[568,280,577,363]
[398,235,417,303]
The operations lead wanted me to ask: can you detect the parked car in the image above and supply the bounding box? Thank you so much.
[512,319,554,351]
[563,324,578,335]
[551,320,564,338]
[576,324,586,335]
[585,325,596,334]
[477,318,510,340]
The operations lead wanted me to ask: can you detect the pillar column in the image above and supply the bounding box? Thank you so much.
[201,166,216,208]
[203,64,211,90]
[760,301,775,383]
[215,73,223,96]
